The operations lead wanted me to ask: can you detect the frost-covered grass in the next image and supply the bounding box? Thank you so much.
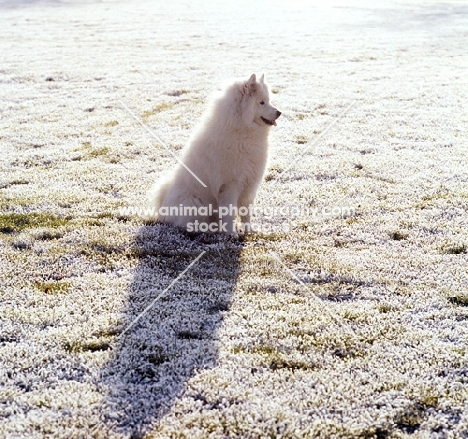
[1,0,468,438]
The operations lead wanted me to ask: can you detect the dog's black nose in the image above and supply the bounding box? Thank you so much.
[276,110,282,118]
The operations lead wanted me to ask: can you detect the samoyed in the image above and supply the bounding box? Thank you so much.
[148,73,281,236]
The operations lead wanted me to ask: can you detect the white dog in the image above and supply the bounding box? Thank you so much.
[148,73,281,236]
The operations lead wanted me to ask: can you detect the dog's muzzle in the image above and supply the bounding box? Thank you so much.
[261,110,282,126]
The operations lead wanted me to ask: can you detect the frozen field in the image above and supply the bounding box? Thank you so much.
[1,0,468,437]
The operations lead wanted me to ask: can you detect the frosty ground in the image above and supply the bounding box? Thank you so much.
[1,0,467,438]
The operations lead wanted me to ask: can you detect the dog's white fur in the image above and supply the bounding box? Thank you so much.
[148,73,281,235]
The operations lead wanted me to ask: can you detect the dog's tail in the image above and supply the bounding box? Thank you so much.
[146,176,171,221]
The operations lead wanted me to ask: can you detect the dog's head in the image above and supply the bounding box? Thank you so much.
[241,73,281,128]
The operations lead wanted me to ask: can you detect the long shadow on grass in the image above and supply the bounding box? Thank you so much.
[100,224,242,437]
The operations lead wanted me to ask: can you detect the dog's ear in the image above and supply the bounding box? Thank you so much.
[259,74,265,84]
[243,73,257,95]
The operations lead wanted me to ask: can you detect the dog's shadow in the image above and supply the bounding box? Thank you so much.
[99,224,242,437]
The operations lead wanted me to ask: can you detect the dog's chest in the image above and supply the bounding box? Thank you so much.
[217,139,268,182]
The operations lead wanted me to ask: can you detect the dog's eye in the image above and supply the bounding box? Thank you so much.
[260,101,265,105]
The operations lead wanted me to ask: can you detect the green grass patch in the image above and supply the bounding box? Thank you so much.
[4,179,29,188]
[75,142,111,159]
[95,211,114,219]
[0,212,70,234]
[244,231,286,243]
[35,281,71,294]
[88,146,110,158]
[268,357,314,372]
[142,102,174,118]
[255,345,315,371]
[64,339,111,353]
[233,344,316,371]
[378,304,395,314]
[269,163,284,172]
[444,244,467,255]
[295,135,308,145]
[418,394,439,409]
[394,404,426,434]
[252,344,277,355]
[416,190,468,209]
[34,230,64,240]
[265,163,284,181]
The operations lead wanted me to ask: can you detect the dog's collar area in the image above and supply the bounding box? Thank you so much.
[261,117,277,126]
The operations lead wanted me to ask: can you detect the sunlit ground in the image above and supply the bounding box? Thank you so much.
[1,1,467,438]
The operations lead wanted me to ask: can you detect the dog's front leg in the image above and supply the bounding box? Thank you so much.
[218,185,240,236]
[237,193,255,234]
